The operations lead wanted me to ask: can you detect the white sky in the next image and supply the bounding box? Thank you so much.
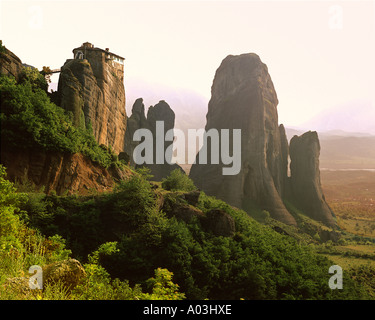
[1,0,375,131]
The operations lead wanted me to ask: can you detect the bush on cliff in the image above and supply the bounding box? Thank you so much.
[161,168,196,192]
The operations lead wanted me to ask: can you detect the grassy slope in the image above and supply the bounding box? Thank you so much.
[321,170,375,237]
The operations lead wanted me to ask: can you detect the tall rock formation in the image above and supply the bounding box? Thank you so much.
[57,43,127,154]
[0,45,24,82]
[190,53,336,227]
[124,99,183,181]
[190,53,296,225]
[124,98,149,167]
[289,131,336,226]
[279,124,289,199]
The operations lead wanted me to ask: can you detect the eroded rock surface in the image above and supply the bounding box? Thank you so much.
[1,148,132,195]
[58,55,126,154]
[124,99,183,180]
[0,46,24,82]
[190,53,336,227]
[289,131,336,226]
[190,53,296,225]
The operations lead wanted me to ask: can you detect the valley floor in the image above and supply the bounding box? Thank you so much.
[320,170,375,269]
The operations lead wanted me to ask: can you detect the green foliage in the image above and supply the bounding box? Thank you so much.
[0,168,184,300]
[141,268,186,300]
[1,164,372,300]
[347,265,375,298]
[0,167,72,299]
[114,171,156,215]
[161,169,196,192]
[6,50,368,300]
[0,73,122,168]
[74,242,130,300]
[21,174,370,299]
[73,261,141,300]
[0,165,27,252]
[72,242,183,300]
[88,242,119,265]
[19,67,48,91]
[135,167,154,180]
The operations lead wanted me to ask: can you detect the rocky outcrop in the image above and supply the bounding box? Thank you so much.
[124,98,183,181]
[0,148,132,196]
[3,259,86,296]
[43,258,86,291]
[189,53,336,227]
[183,190,201,207]
[190,53,296,225]
[0,45,24,82]
[159,191,235,236]
[289,131,336,226]
[158,190,204,223]
[202,209,236,237]
[57,56,126,154]
[164,199,205,223]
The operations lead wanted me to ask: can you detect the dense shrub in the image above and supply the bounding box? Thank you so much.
[0,165,71,292]
[161,169,196,192]
[0,166,184,300]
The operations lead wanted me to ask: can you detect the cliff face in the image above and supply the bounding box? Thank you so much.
[0,46,24,82]
[190,53,296,225]
[124,98,150,168]
[124,99,182,181]
[190,53,335,227]
[58,55,127,154]
[0,48,23,81]
[1,148,132,196]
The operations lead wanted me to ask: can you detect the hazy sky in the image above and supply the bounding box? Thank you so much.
[1,0,375,132]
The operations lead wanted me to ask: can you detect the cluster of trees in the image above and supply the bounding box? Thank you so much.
[18,169,372,299]
[0,165,185,299]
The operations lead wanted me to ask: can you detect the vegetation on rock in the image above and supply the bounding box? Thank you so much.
[0,73,122,169]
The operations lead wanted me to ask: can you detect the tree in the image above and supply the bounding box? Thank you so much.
[161,169,196,192]
[19,66,48,91]
[41,66,52,85]
[141,268,186,300]
[0,165,27,252]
